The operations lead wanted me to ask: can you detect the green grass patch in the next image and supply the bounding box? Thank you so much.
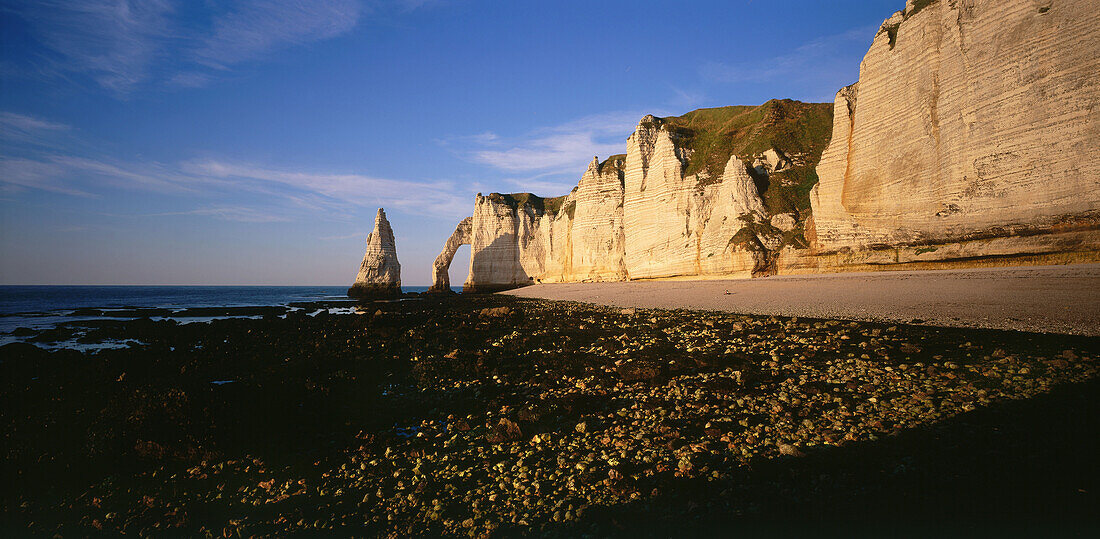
[653,99,832,184]
[650,99,832,220]
[598,154,627,174]
[489,192,572,216]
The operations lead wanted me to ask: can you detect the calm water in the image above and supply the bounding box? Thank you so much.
[0,285,434,347]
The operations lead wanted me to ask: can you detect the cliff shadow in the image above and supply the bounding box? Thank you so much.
[524,378,1100,538]
[463,234,536,293]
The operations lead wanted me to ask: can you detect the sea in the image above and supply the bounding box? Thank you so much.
[0,285,435,349]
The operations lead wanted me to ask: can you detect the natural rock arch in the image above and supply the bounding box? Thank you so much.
[428,217,472,293]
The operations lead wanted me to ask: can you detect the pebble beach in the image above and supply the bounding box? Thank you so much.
[2,295,1097,536]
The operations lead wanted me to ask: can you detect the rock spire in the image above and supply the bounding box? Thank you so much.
[348,208,401,298]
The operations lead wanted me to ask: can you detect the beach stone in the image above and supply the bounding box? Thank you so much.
[479,306,513,318]
[487,418,522,444]
[778,443,805,457]
[616,361,664,383]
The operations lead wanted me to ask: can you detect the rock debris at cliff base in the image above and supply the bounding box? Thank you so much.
[3,296,1097,536]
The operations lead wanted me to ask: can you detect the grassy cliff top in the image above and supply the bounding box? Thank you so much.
[488,192,572,215]
[645,99,834,220]
[598,154,627,174]
[485,99,833,221]
[649,99,833,180]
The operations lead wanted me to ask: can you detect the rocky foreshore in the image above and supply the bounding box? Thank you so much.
[2,296,1098,536]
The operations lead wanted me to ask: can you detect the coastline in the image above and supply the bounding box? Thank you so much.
[500,264,1100,336]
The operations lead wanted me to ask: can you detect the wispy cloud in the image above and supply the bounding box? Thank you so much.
[668,86,707,109]
[700,25,875,86]
[183,160,469,217]
[501,176,578,198]
[0,111,72,147]
[194,0,362,68]
[0,112,71,134]
[3,0,176,93]
[1,153,471,218]
[318,231,368,241]
[0,110,472,219]
[146,206,295,223]
[0,157,98,197]
[463,110,655,174]
[2,0,422,94]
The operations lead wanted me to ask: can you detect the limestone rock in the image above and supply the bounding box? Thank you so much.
[447,0,1100,286]
[771,213,797,232]
[622,116,699,279]
[810,0,1100,255]
[463,192,575,293]
[754,148,790,173]
[696,155,769,275]
[428,217,472,293]
[348,208,401,298]
[458,107,815,289]
[570,156,628,281]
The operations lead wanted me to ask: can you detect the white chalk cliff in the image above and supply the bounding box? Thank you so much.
[450,104,811,291]
[810,0,1100,262]
[348,208,402,298]
[437,0,1100,291]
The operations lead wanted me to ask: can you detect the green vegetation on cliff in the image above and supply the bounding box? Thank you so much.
[485,99,832,230]
[597,154,627,175]
[489,192,572,216]
[654,99,833,218]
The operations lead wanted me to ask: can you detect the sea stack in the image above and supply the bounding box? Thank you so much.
[348,208,401,298]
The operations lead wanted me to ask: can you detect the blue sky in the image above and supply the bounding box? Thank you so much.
[0,0,901,285]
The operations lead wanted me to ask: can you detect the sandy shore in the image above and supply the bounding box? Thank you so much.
[501,264,1100,336]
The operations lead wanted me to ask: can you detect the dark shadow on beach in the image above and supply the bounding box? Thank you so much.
[531,378,1100,538]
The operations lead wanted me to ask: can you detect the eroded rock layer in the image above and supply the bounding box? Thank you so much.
[348,208,401,298]
[571,156,628,281]
[810,0,1100,255]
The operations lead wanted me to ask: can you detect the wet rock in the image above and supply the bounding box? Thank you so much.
[487,418,522,444]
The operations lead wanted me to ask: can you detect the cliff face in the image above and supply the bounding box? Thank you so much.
[810,0,1100,258]
[458,100,831,290]
[451,0,1100,290]
[463,192,576,292]
[571,156,628,281]
[348,208,401,298]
